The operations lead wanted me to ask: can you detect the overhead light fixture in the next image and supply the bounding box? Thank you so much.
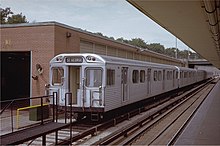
[66,32,72,38]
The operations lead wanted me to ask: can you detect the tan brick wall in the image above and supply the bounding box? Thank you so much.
[54,26,80,54]
[1,25,55,99]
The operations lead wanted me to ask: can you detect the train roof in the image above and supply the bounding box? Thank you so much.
[51,53,179,70]
[100,54,177,69]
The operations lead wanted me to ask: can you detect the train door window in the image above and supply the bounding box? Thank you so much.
[107,69,115,86]
[52,67,64,86]
[140,70,145,83]
[170,71,173,80]
[167,71,172,80]
[158,71,162,81]
[86,68,102,87]
[154,71,157,81]
[132,70,139,83]
[184,72,187,78]
[147,69,151,82]
[176,71,178,79]
[163,70,165,81]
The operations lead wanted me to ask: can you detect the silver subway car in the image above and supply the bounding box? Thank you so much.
[48,53,212,120]
[49,54,105,113]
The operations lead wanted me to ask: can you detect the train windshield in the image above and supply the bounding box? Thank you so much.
[85,68,102,87]
[52,67,64,86]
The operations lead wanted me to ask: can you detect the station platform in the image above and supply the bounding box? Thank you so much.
[175,77,220,145]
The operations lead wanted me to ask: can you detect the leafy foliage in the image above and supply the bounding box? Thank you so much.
[96,33,202,59]
[0,7,28,24]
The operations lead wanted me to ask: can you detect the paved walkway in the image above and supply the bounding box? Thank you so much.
[175,78,220,145]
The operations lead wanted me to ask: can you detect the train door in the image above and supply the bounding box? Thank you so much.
[50,67,68,105]
[121,67,129,102]
[68,66,80,105]
[147,69,151,95]
[163,69,165,91]
[85,67,103,107]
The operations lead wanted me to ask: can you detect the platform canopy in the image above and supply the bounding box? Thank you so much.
[128,0,220,69]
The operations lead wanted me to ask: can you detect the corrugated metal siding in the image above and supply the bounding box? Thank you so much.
[94,44,106,55]
[80,39,183,66]
[105,86,121,111]
[134,53,139,60]
[118,49,126,58]
[127,51,133,59]
[80,40,93,53]
[107,46,117,57]
[104,66,122,111]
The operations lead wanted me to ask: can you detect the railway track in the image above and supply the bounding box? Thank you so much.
[126,81,215,145]
[89,78,217,145]
[7,78,216,145]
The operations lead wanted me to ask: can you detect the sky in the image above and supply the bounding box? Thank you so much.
[1,0,191,50]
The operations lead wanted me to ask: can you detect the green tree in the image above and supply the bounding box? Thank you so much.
[116,37,130,44]
[7,13,28,24]
[165,47,176,58]
[147,43,165,54]
[0,7,13,24]
[129,38,148,48]
[0,7,28,24]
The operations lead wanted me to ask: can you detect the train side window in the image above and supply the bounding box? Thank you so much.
[86,68,102,87]
[184,72,187,78]
[107,69,115,86]
[52,67,64,86]
[140,70,145,83]
[158,71,162,81]
[132,70,139,83]
[170,71,173,80]
[154,71,157,81]
[167,71,172,80]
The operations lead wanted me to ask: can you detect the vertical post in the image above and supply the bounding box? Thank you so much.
[11,102,14,132]
[175,37,178,59]
[70,93,72,144]
[42,135,46,145]
[53,92,55,122]
[82,78,85,109]
[56,92,58,122]
[55,131,58,145]
[41,96,43,125]
[65,93,67,124]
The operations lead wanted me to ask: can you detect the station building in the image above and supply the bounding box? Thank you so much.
[1,21,184,103]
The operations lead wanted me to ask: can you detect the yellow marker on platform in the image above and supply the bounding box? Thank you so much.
[16,104,48,129]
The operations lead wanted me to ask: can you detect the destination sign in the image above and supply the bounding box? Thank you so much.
[65,57,83,63]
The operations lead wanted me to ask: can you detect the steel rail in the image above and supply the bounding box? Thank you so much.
[92,78,214,145]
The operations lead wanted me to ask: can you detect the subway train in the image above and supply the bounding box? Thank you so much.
[48,53,213,120]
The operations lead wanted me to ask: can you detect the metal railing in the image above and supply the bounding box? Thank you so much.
[0,93,57,134]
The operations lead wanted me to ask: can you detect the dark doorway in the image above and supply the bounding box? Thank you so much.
[1,52,30,106]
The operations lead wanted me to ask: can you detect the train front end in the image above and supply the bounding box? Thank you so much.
[48,53,106,119]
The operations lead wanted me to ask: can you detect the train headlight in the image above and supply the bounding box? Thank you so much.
[56,56,64,62]
[86,56,96,62]
[86,56,91,61]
